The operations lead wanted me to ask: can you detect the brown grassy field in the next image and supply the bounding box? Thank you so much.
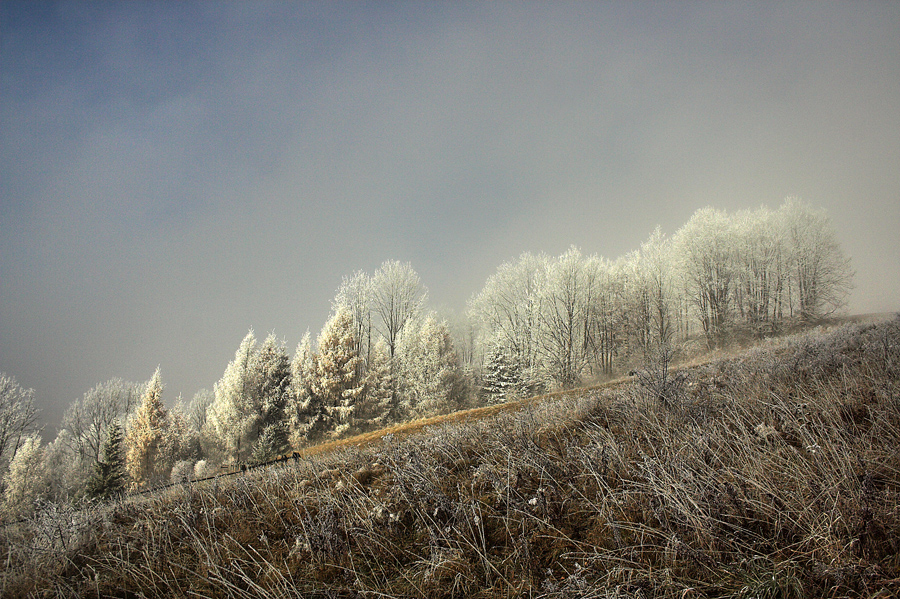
[297,375,634,459]
[3,315,899,598]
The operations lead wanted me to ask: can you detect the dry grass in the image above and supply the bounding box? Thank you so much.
[3,315,899,598]
[299,376,634,458]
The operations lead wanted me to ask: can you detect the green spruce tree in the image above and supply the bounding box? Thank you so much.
[86,419,127,500]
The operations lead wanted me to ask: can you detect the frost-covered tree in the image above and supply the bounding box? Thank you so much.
[731,206,789,334]
[471,247,608,392]
[480,338,525,404]
[125,368,168,488]
[286,331,317,445]
[370,260,427,414]
[61,378,142,469]
[674,207,736,348]
[0,372,38,475]
[619,229,683,363]
[333,270,374,380]
[396,312,468,419]
[357,338,394,430]
[639,228,679,349]
[2,435,46,518]
[40,429,84,502]
[780,198,853,322]
[371,260,427,360]
[252,333,291,437]
[250,421,290,463]
[183,388,214,434]
[539,246,602,388]
[468,252,549,396]
[445,309,479,378]
[618,251,651,358]
[465,199,852,381]
[590,257,628,374]
[164,405,198,472]
[206,331,259,463]
[85,420,127,501]
[206,330,292,462]
[313,307,365,438]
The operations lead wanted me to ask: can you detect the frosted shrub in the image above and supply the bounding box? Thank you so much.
[193,459,218,479]
[21,500,100,565]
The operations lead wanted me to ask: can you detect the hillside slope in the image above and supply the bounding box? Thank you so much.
[3,316,899,598]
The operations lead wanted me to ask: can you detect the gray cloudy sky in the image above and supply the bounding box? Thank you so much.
[2,1,898,436]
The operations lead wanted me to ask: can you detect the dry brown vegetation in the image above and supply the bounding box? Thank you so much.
[3,315,899,598]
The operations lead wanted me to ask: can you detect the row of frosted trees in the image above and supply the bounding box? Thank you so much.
[198,260,470,470]
[203,292,468,469]
[470,198,853,400]
[1,369,198,515]
[1,198,852,516]
[2,261,472,514]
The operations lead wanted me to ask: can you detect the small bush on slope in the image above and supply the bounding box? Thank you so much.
[2,316,898,598]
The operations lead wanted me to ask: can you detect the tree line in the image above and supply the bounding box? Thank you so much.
[0,197,853,517]
[471,198,854,399]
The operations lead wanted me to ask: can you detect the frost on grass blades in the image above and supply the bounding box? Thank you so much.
[2,315,898,598]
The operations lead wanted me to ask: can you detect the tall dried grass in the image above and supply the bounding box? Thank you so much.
[3,316,898,598]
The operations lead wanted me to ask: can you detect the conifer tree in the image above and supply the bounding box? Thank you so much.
[162,405,197,474]
[125,367,168,488]
[86,420,127,500]
[60,378,142,470]
[397,313,468,419]
[333,270,374,381]
[2,435,45,518]
[356,338,393,430]
[253,333,291,435]
[251,421,290,464]
[314,306,365,438]
[287,331,318,445]
[480,342,523,404]
[206,331,259,462]
[468,253,548,396]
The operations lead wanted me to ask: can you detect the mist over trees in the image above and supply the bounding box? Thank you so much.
[1,198,855,518]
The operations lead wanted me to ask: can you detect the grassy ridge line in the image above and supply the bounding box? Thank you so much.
[297,375,635,458]
[235,314,898,466]
[306,314,895,456]
[293,315,839,459]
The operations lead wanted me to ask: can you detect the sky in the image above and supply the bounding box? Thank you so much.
[2,1,899,437]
